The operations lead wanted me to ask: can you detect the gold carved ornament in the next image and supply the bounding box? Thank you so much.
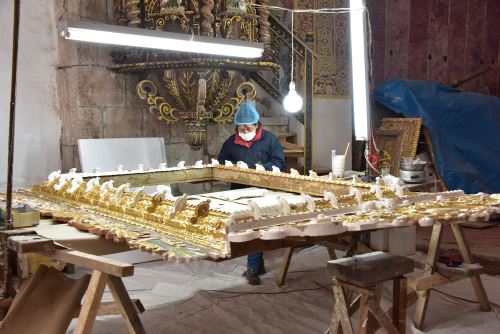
[137,77,256,148]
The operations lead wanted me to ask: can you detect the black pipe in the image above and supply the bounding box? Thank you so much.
[5,0,21,230]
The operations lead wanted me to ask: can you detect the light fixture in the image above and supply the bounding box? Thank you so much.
[58,20,264,59]
[283,11,303,113]
[283,82,303,113]
[349,0,370,140]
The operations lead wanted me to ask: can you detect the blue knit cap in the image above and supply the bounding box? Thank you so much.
[234,101,259,125]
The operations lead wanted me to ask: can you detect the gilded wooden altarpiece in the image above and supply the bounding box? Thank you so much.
[111,0,279,150]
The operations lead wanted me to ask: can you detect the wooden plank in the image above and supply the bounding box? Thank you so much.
[332,283,354,334]
[482,0,500,95]
[447,0,468,84]
[450,223,491,312]
[357,294,370,334]
[366,0,386,86]
[393,277,407,334]
[7,235,56,254]
[327,252,414,288]
[413,223,443,329]
[275,247,294,286]
[408,263,484,291]
[43,250,134,277]
[74,299,145,317]
[462,0,487,91]
[0,229,36,244]
[367,299,400,334]
[427,0,450,83]
[84,167,214,187]
[214,155,363,198]
[228,204,363,233]
[384,0,411,79]
[74,270,108,334]
[107,275,146,334]
[407,0,430,80]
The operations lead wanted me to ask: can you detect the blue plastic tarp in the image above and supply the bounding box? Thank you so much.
[373,78,500,194]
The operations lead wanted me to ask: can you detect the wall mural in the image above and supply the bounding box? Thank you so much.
[272,0,350,97]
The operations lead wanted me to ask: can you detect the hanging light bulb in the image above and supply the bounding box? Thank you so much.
[283,10,303,113]
[283,82,303,113]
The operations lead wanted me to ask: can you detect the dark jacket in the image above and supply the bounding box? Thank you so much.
[218,129,286,172]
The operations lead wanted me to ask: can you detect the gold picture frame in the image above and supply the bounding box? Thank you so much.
[374,129,405,176]
[378,118,422,159]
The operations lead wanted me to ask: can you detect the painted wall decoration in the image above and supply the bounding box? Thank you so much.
[272,0,351,97]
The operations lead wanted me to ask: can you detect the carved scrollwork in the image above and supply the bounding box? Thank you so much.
[213,81,255,124]
[137,80,180,124]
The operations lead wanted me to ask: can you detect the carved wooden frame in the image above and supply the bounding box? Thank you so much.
[378,118,422,159]
[374,129,405,176]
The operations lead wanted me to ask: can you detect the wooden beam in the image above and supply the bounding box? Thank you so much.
[7,235,56,253]
[275,247,294,286]
[408,263,484,291]
[74,270,109,334]
[213,166,365,197]
[84,167,214,187]
[413,223,443,329]
[107,275,146,334]
[0,229,37,244]
[43,250,134,277]
[450,224,491,312]
[73,299,145,318]
[393,277,407,334]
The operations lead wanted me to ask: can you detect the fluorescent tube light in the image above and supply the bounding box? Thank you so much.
[58,20,264,59]
[349,0,370,140]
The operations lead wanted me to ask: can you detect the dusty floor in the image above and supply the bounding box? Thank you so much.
[66,245,500,334]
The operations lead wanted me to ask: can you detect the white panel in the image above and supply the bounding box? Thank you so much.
[0,0,62,189]
[78,137,166,173]
[312,98,353,171]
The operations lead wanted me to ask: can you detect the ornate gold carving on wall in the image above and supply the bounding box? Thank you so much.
[111,1,279,150]
[137,73,256,149]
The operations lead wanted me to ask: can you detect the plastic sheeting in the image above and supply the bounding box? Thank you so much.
[374,79,500,194]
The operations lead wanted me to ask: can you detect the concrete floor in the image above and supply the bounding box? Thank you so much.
[66,246,500,334]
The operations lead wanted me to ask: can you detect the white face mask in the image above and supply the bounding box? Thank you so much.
[239,131,256,142]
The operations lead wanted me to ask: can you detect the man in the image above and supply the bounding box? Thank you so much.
[218,100,286,285]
